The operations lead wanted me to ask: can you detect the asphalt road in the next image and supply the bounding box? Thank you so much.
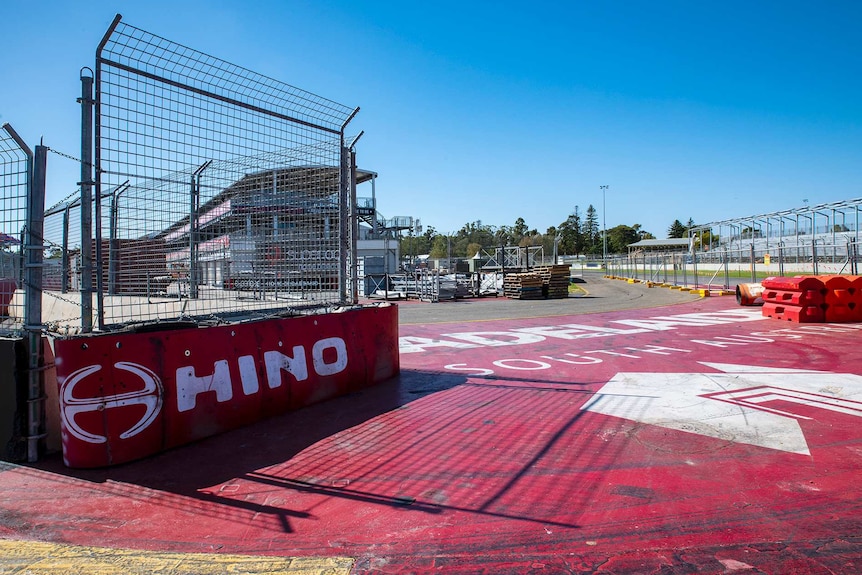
[395,273,705,325]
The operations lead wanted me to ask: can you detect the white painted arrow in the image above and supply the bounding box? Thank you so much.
[582,363,862,456]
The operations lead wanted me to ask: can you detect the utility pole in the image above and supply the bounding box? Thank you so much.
[600,185,609,266]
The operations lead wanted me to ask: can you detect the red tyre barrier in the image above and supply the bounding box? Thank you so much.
[762,302,825,323]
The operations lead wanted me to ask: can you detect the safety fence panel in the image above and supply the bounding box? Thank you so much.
[78,15,358,331]
[0,124,31,336]
[609,236,862,291]
[41,192,85,333]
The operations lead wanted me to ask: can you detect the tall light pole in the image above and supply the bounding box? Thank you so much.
[600,185,609,266]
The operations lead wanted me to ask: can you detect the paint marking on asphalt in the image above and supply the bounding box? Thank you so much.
[0,540,354,575]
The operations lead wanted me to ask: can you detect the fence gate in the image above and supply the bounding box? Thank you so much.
[67,14,361,332]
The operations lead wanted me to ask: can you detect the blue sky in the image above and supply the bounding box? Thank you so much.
[3,1,861,238]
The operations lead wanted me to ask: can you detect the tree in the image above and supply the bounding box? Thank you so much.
[495,225,513,248]
[545,226,559,260]
[584,205,600,254]
[667,219,687,239]
[606,225,641,254]
[400,234,430,260]
[449,220,499,257]
[633,223,655,241]
[429,235,449,259]
[558,206,584,256]
[420,225,435,240]
[692,229,718,250]
[512,217,529,246]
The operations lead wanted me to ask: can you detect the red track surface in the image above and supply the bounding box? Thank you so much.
[2,296,861,573]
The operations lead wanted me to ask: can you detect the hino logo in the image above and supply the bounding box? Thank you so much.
[59,336,349,443]
[176,336,348,412]
[60,362,164,444]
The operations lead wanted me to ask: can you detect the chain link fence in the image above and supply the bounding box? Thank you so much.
[0,124,30,336]
[39,15,362,333]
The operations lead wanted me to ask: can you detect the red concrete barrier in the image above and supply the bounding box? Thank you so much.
[854,276,862,321]
[818,275,858,323]
[762,302,825,323]
[54,304,400,468]
[761,276,827,323]
[761,275,825,293]
[761,287,824,307]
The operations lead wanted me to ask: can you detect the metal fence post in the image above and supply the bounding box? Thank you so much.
[850,239,858,275]
[852,239,859,275]
[682,253,688,287]
[339,144,349,302]
[672,254,677,285]
[79,71,94,332]
[750,243,756,283]
[692,250,698,288]
[812,239,818,275]
[61,205,70,293]
[350,148,359,304]
[777,241,784,277]
[26,144,47,461]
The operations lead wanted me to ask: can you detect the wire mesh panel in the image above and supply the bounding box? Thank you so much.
[41,192,85,331]
[0,124,31,336]
[93,15,358,329]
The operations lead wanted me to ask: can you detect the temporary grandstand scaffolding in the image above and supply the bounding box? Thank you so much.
[608,198,862,290]
[690,198,862,276]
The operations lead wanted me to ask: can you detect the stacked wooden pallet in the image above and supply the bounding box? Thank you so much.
[504,273,544,299]
[534,265,570,299]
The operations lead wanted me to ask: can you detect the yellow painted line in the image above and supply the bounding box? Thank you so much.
[0,540,354,575]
